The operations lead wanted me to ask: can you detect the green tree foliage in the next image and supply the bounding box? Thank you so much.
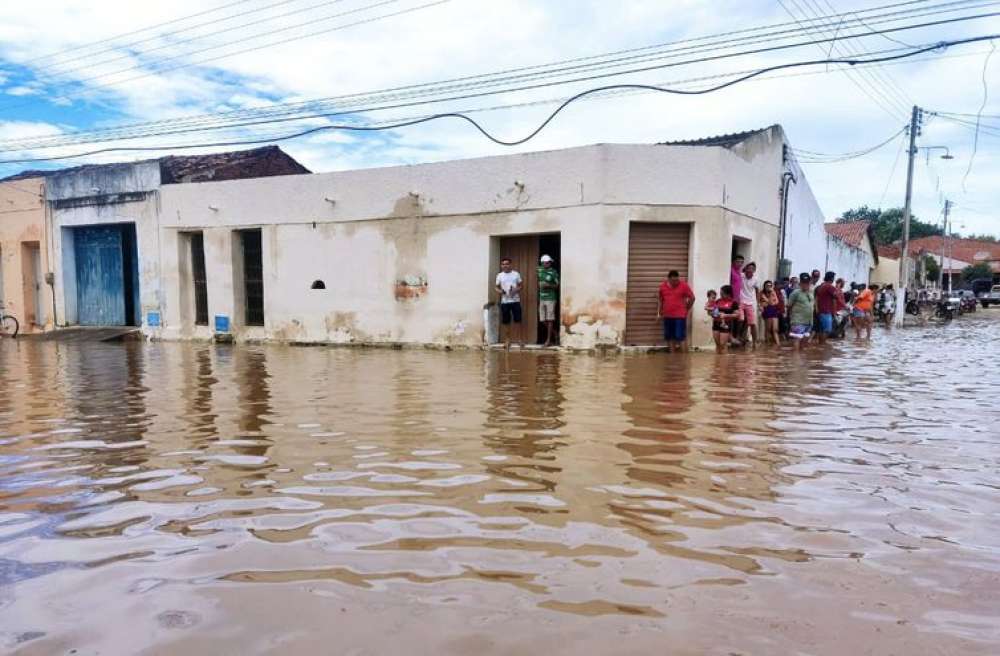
[961,262,994,282]
[838,206,943,245]
[923,254,940,283]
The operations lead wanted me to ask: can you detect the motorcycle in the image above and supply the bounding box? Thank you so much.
[935,296,960,321]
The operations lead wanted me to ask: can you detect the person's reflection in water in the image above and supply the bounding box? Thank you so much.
[618,355,693,491]
[483,352,566,498]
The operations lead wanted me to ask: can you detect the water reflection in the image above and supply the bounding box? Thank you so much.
[1,316,1000,654]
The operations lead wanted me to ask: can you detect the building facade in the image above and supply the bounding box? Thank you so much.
[0,177,52,332]
[823,220,878,285]
[149,126,828,350]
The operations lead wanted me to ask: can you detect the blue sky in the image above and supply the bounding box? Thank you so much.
[0,0,998,236]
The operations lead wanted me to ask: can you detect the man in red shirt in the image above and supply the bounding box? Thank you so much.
[656,270,696,352]
[814,271,838,345]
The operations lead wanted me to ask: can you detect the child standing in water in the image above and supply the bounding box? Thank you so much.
[760,280,781,346]
[712,285,741,353]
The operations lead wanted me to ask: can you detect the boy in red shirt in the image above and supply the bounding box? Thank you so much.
[656,270,696,352]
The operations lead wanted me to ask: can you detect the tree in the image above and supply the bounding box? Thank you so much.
[922,255,940,283]
[838,206,943,245]
[961,262,993,282]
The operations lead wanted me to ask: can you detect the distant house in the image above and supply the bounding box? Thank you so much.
[907,236,1000,288]
[0,147,308,330]
[823,220,878,284]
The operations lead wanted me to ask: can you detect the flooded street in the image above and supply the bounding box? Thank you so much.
[1,316,999,655]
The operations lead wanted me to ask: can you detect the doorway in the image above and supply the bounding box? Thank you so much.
[73,224,140,326]
[21,241,46,327]
[496,233,561,345]
[624,222,691,345]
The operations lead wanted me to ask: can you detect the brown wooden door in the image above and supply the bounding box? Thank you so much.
[498,235,539,344]
[625,222,691,346]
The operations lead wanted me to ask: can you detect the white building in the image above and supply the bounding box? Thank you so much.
[143,126,830,350]
[823,220,878,285]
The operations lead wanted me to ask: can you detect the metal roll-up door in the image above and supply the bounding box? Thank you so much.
[625,222,691,346]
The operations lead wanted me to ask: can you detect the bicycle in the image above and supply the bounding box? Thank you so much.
[0,302,19,338]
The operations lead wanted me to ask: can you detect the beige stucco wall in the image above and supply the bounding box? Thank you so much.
[0,178,52,331]
[152,137,791,350]
[872,256,900,287]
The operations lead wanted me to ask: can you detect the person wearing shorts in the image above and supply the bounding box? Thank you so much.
[495,257,523,349]
[656,270,695,352]
[814,271,838,344]
[739,262,760,348]
[852,284,875,340]
[537,254,560,347]
[786,272,816,351]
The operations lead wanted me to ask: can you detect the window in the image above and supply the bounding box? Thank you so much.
[241,229,264,326]
[190,233,208,326]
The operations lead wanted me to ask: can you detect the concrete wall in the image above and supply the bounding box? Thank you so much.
[48,161,162,327]
[782,159,829,278]
[0,178,52,331]
[825,236,873,285]
[153,139,795,350]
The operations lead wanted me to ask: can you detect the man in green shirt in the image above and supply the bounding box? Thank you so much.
[538,254,560,347]
[786,272,815,351]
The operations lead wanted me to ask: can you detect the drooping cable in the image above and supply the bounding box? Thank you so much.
[0,34,993,165]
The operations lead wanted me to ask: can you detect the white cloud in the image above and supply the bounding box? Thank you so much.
[0,0,996,234]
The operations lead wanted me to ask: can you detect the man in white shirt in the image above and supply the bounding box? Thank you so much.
[494,257,523,349]
[739,261,760,347]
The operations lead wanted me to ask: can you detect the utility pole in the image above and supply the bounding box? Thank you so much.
[943,199,953,292]
[897,105,921,324]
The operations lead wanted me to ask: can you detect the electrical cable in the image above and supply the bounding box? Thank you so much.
[3,7,997,154]
[778,0,908,119]
[27,0,258,64]
[0,0,991,119]
[51,0,366,80]
[961,38,996,191]
[877,129,908,207]
[790,127,907,162]
[0,34,993,165]
[814,0,917,111]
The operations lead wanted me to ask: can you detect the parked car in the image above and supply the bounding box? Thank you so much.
[978,284,1000,308]
[958,290,978,313]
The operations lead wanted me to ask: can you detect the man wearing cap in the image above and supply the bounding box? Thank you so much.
[538,255,560,347]
[656,270,695,352]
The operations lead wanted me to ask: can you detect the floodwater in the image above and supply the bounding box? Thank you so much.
[1,316,999,656]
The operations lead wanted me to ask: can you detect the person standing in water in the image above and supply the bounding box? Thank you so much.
[759,280,782,346]
[537,255,560,347]
[786,273,816,351]
[494,257,523,349]
[656,270,695,353]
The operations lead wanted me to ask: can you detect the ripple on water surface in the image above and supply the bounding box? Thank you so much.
[1,316,1000,654]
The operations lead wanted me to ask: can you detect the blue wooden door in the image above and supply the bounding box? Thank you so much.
[75,226,125,326]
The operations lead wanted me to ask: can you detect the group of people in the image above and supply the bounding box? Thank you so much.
[495,254,560,349]
[494,252,896,353]
[699,254,894,352]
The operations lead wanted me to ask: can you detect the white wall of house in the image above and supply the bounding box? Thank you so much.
[825,236,872,285]
[46,161,162,327]
[149,133,805,349]
[782,159,829,278]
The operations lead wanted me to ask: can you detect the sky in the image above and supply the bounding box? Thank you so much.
[0,0,997,236]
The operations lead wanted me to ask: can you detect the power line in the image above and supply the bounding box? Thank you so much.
[51,0,363,81]
[776,0,908,119]
[961,38,996,191]
[26,0,258,64]
[0,0,991,119]
[30,0,319,79]
[3,6,996,154]
[1,34,993,165]
[878,130,908,206]
[791,127,907,162]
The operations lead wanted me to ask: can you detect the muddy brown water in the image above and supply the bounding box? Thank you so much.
[1,315,999,655]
